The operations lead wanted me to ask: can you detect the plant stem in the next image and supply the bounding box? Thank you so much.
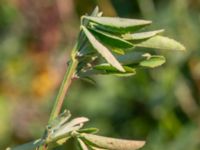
[48,44,78,123]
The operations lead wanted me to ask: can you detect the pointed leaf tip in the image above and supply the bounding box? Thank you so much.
[135,35,186,51]
[91,6,99,17]
[123,29,164,40]
[84,16,152,33]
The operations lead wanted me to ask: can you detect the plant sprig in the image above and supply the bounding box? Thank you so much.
[8,6,185,150]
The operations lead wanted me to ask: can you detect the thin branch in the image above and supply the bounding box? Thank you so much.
[48,44,79,123]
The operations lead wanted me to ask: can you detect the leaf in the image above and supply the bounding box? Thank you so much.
[55,137,69,146]
[122,29,164,40]
[80,76,97,85]
[139,55,166,68]
[115,52,145,65]
[48,109,71,130]
[85,64,136,77]
[135,35,186,51]
[77,138,90,150]
[81,6,102,26]
[78,128,99,134]
[94,64,134,72]
[90,6,103,17]
[8,139,43,150]
[82,26,125,72]
[108,72,136,77]
[115,52,165,68]
[89,28,134,49]
[78,64,136,77]
[84,16,152,34]
[50,117,89,141]
[81,133,146,150]
[111,48,125,55]
[90,6,100,17]
[89,146,108,150]
[95,64,136,76]
[78,41,96,56]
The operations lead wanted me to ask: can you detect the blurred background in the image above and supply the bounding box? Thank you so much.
[0,0,200,149]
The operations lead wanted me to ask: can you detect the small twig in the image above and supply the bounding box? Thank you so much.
[48,43,79,123]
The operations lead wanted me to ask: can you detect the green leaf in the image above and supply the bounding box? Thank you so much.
[90,6,103,17]
[78,40,96,56]
[80,77,97,85]
[93,64,136,76]
[135,35,186,51]
[81,6,102,26]
[48,117,89,142]
[111,48,125,55]
[139,55,166,68]
[82,26,125,72]
[115,52,165,68]
[122,29,164,40]
[109,72,136,77]
[115,52,145,65]
[77,138,90,150]
[94,64,133,72]
[84,16,152,34]
[78,128,99,134]
[77,64,136,77]
[90,6,100,17]
[89,28,134,49]
[81,133,146,150]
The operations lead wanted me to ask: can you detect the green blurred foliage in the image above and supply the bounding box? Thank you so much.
[0,0,200,149]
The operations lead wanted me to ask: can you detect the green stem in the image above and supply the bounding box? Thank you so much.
[48,44,78,123]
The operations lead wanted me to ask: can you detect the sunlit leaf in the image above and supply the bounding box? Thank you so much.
[81,6,102,26]
[81,133,146,150]
[82,26,125,72]
[84,16,152,34]
[111,47,125,55]
[110,72,136,77]
[77,138,89,150]
[48,109,71,130]
[123,29,164,40]
[90,6,100,17]
[89,146,108,150]
[139,55,166,68]
[135,35,186,51]
[50,117,89,141]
